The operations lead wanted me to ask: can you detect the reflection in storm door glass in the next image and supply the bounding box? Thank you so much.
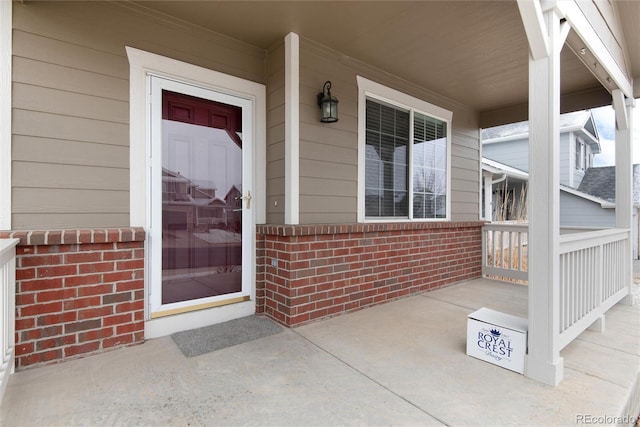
[161,90,243,305]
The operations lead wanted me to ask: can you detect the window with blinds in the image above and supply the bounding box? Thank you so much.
[364,98,448,220]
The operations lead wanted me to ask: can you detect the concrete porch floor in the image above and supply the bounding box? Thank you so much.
[1,277,639,426]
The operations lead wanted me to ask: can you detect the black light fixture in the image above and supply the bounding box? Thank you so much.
[317,80,338,123]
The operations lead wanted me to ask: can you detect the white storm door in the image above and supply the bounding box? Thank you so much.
[148,76,254,317]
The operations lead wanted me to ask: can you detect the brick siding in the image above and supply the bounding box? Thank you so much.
[2,222,482,368]
[256,222,484,326]
[0,228,145,369]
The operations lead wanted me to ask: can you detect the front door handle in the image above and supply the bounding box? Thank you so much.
[235,190,251,209]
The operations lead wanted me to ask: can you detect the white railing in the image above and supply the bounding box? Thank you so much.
[557,228,630,350]
[0,238,18,403]
[482,223,529,282]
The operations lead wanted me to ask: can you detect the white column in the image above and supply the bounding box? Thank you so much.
[0,0,12,230]
[524,7,564,386]
[483,173,494,221]
[613,90,635,304]
[284,33,300,225]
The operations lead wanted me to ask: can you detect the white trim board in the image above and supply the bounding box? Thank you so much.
[0,1,11,230]
[284,32,300,225]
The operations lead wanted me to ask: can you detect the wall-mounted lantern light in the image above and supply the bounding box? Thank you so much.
[317,80,338,123]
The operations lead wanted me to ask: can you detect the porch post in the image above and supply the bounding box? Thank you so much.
[0,0,11,230]
[523,6,563,385]
[483,172,493,221]
[284,32,300,225]
[613,89,635,304]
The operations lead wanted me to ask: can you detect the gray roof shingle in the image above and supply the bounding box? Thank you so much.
[577,165,640,205]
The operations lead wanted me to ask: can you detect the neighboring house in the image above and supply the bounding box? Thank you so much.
[481,156,639,259]
[0,1,637,387]
[483,110,601,189]
[578,165,640,259]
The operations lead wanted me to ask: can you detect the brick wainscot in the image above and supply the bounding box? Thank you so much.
[0,228,145,369]
[256,222,484,326]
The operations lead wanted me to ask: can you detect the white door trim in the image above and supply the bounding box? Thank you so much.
[126,47,266,338]
[0,0,12,230]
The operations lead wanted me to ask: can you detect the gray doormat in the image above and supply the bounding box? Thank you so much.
[171,315,283,357]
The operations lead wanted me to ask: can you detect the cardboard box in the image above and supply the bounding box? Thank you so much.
[466,308,528,374]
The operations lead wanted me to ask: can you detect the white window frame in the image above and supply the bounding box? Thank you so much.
[356,76,452,222]
[575,138,585,171]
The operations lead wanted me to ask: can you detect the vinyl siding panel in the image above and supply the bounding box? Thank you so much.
[559,192,615,228]
[13,56,128,101]
[482,139,529,172]
[451,132,482,220]
[12,214,129,230]
[298,39,481,224]
[299,42,358,224]
[13,189,128,215]
[13,83,128,124]
[11,1,265,229]
[13,162,128,191]
[13,110,128,147]
[12,136,128,169]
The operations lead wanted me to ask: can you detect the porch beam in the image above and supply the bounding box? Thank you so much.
[517,0,549,60]
[284,32,300,225]
[556,1,634,99]
[525,7,564,386]
[479,86,612,129]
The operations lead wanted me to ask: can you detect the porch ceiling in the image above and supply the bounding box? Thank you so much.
[132,1,638,119]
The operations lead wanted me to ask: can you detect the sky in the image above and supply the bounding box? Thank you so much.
[591,102,640,166]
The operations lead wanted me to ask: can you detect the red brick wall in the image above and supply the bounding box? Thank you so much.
[256,222,484,326]
[0,228,145,369]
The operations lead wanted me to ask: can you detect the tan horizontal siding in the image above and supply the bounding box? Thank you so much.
[298,38,480,224]
[451,202,480,221]
[11,1,266,229]
[13,162,128,191]
[13,56,128,102]
[13,188,128,214]
[299,177,357,198]
[12,213,130,230]
[299,141,357,167]
[14,2,265,83]
[13,83,128,124]
[13,110,128,146]
[12,136,128,169]
[13,30,129,78]
[450,130,481,221]
[298,213,356,224]
[299,159,356,182]
[298,42,357,224]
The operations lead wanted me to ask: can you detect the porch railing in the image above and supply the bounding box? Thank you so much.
[0,238,18,403]
[482,223,529,282]
[482,224,631,351]
[557,228,630,350]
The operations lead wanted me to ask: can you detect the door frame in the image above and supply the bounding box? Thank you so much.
[126,47,266,338]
